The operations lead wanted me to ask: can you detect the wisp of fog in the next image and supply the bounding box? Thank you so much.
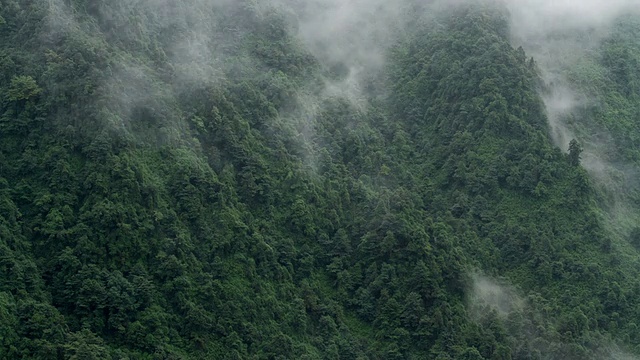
[507,0,640,220]
[508,0,638,147]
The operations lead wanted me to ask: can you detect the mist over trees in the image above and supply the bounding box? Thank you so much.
[1,0,640,359]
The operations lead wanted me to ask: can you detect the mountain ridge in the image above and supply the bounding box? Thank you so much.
[1,0,640,359]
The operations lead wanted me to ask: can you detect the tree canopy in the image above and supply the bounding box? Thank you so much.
[1,0,640,359]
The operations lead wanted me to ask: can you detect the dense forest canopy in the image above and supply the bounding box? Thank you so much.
[1,0,640,359]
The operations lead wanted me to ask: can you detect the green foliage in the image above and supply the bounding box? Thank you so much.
[7,75,41,102]
[0,0,638,359]
[630,227,640,249]
[568,139,583,166]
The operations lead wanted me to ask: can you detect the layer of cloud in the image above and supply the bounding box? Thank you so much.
[469,273,639,359]
[468,273,524,317]
[507,0,639,104]
[506,0,640,195]
[508,0,637,38]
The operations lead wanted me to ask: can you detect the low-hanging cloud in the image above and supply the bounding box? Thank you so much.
[506,0,640,201]
[469,273,640,360]
[468,273,524,317]
[507,0,639,133]
[508,0,636,38]
[39,0,254,147]
[288,0,416,107]
[294,0,403,69]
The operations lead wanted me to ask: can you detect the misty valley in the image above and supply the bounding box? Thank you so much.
[1,0,640,359]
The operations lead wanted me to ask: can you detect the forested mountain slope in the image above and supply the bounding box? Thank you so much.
[1,0,640,359]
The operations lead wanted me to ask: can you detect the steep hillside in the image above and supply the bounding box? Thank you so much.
[1,0,640,359]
